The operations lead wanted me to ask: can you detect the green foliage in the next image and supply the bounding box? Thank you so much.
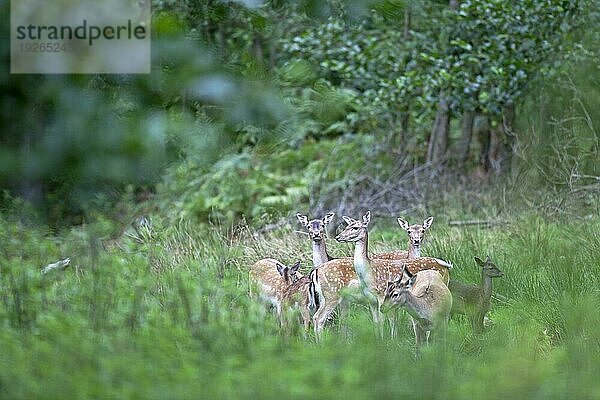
[1,209,600,398]
[437,0,587,115]
[281,3,416,133]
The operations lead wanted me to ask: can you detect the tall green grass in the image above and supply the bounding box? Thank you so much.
[1,211,599,399]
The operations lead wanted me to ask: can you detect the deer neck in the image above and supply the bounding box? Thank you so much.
[401,292,430,322]
[312,239,330,267]
[408,243,421,259]
[481,271,493,299]
[353,233,374,289]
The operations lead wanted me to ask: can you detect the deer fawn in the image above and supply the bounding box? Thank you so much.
[330,211,452,337]
[281,276,313,332]
[382,267,452,346]
[249,258,302,326]
[448,256,503,333]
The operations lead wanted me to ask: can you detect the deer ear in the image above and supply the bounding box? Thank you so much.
[486,255,492,263]
[323,212,335,225]
[275,262,286,276]
[296,214,308,227]
[291,261,301,274]
[423,216,433,230]
[342,216,354,225]
[362,211,371,226]
[474,256,484,267]
[397,218,409,231]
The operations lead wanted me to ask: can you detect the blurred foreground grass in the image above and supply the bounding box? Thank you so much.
[1,211,599,399]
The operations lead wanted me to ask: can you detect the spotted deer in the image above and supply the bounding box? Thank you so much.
[382,267,452,346]
[298,212,411,335]
[310,212,451,336]
[396,217,434,259]
[296,212,337,267]
[330,211,452,336]
[298,211,430,337]
[296,212,417,266]
[249,259,302,326]
[281,276,312,332]
[448,256,503,333]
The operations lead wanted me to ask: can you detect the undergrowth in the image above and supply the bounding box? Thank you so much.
[1,206,600,399]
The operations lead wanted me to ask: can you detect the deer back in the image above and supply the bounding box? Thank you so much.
[402,257,452,285]
[371,250,409,260]
[408,270,453,322]
[249,259,300,300]
[282,276,311,306]
[311,257,358,295]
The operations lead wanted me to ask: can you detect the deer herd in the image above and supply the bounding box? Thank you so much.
[248,211,504,346]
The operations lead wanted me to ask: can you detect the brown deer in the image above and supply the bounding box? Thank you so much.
[310,211,452,337]
[396,217,434,259]
[296,212,337,267]
[297,212,416,335]
[281,276,312,332]
[248,258,301,326]
[382,267,452,346]
[296,212,413,267]
[448,256,503,333]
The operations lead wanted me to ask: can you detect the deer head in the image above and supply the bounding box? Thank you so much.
[296,212,335,242]
[474,256,504,278]
[397,216,433,249]
[381,267,416,312]
[335,211,371,243]
[276,261,302,285]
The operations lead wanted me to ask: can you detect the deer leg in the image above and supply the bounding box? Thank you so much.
[388,310,398,338]
[411,317,425,346]
[300,305,311,333]
[473,310,486,334]
[436,319,449,348]
[313,298,339,339]
[370,302,384,338]
[338,298,351,337]
[276,302,285,329]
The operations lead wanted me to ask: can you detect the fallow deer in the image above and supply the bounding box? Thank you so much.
[448,256,503,333]
[396,217,434,259]
[309,212,451,337]
[296,212,418,266]
[296,212,337,267]
[297,212,411,335]
[281,276,312,332]
[249,258,302,326]
[382,267,452,346]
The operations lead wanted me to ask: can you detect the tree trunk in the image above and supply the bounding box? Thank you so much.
[403,8,411,40]
[457,110,475,169]
[400,111,410,138]
[498,103,515,175]
[475,115,492,172]
[427,99,450,164]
